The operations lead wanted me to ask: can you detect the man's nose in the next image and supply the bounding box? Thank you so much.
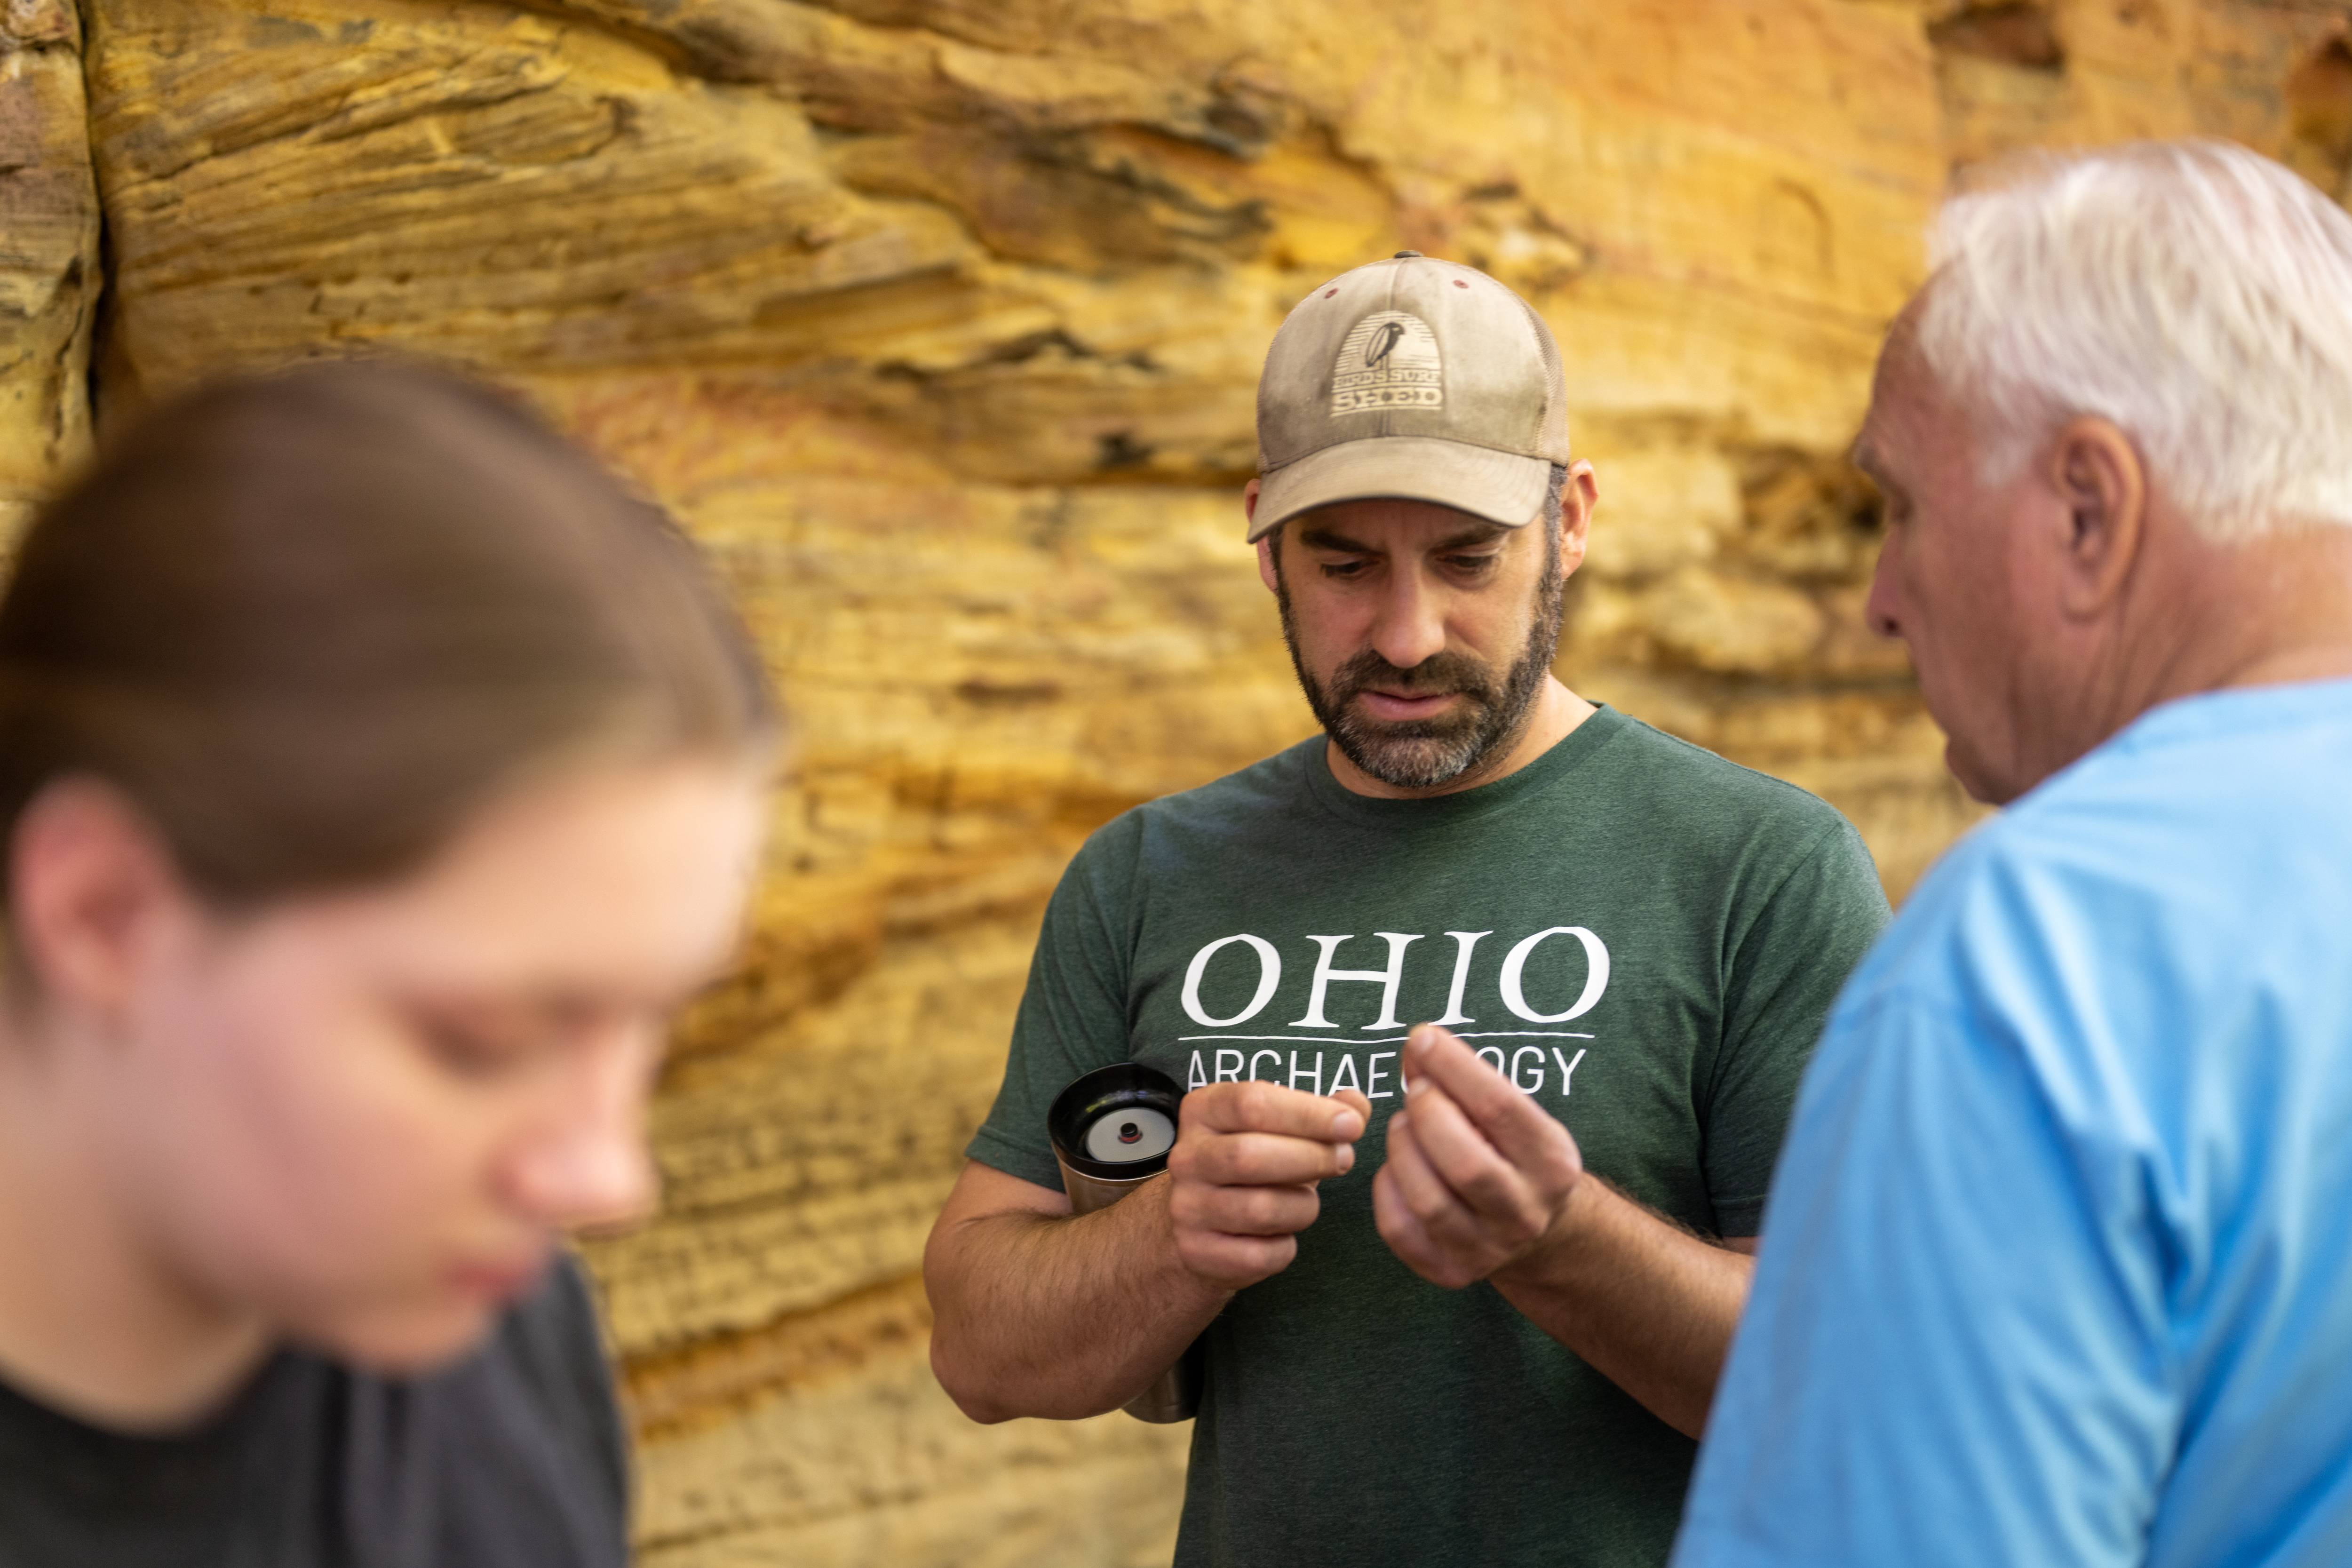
[504,1028,660,1233]
[1367,567,1449,672]
[1864,536,1905,641]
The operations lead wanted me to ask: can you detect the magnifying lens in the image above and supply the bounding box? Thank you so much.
[1046,1061,1201,1423]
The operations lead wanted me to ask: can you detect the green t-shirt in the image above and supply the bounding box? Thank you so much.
[967,707,1891,1568]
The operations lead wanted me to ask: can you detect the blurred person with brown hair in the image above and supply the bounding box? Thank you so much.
[0,362,777,1567]
[1677,142,2352,1568]
[926,254,1892,1568]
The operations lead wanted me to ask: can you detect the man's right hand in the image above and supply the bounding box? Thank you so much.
[1167,1081,1371,1291]
[926,1079,1369,1421]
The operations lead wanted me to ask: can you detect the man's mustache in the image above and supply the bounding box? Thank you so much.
[1327,650,1499,709]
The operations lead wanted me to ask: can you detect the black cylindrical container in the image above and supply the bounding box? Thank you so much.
[1047,1062,1201,1423]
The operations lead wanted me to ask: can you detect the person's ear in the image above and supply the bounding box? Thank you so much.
[1245,479,1281,595]
[1557,461,1597,580]
[7,780,187,1027]
[2045,417,2146,620]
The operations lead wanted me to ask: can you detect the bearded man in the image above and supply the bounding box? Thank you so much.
[924,253,1891,1568]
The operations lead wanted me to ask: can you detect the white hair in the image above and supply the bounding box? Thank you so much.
[1915,139,2352,540]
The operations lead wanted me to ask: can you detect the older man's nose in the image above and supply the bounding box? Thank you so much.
[1864,541,1905,640]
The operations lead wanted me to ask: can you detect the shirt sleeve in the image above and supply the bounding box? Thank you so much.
[1672,991,2176,1568]
[1702,819,1891,1235]
[962,819,1141,1193]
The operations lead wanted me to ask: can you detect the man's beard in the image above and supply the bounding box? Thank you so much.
[1275,530,1565,791]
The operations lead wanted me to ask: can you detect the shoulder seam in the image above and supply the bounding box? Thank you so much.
[1613,715,1850,814]
[1123,734,1321,825]
[1706,817,1874,1109]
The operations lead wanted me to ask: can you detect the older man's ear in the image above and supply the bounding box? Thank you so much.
[2045,415,2149,621]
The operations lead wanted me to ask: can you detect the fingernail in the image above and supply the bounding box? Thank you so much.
[1335,1144,1355,1174]
[1331,1111,1360,1138]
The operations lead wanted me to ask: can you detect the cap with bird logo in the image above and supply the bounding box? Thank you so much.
[1249,251,1570,542]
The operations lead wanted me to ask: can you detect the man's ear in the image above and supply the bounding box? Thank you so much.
[8,780,187,1026]
[1557,461,1597,580]
[1246,480,1282,595]
[2045,417,2146,620]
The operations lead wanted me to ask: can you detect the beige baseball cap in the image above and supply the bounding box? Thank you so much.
[1250,252,1570,542]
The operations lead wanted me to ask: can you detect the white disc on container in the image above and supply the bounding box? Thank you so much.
[1084,1106,1176,1163]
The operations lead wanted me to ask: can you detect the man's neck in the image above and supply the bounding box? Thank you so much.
[2123,522,2352,718]
[0,1013,273,1433]
[1326,676,1597,800]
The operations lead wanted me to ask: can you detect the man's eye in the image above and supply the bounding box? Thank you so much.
[1445,554,1502,573]
[1319,559,1371,579]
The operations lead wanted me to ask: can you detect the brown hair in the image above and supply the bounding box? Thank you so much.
[0,359,776,913]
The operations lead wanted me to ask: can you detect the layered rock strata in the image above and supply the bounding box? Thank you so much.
[4,2,2348,1560]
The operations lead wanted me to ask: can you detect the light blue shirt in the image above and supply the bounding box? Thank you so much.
[1675,677,2352,1568]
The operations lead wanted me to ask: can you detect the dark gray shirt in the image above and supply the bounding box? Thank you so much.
[0,1257,628,1568]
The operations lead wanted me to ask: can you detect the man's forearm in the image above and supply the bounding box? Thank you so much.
[1488,1178,1754,1439]
[924,1174,1231,1423]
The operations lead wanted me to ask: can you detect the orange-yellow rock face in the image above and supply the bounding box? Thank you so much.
[7,2,2351,1560]
[0,1,99,539]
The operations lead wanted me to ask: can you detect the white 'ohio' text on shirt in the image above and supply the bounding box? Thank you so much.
[1173,927,1607,1101]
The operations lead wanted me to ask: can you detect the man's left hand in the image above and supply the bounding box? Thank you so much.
[1373,1024,1584,1289]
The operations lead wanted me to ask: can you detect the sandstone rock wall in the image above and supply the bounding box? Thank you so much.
[0,0,99,539]
[8,2,2351,1561]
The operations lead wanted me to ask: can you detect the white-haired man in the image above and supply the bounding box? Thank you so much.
[1675,140,2352,1568]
